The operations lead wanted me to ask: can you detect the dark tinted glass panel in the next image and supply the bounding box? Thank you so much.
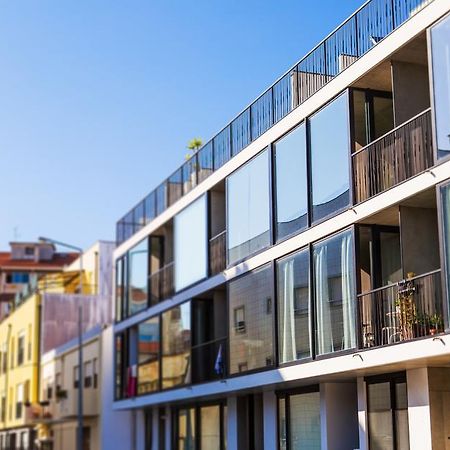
[156,183,167,216]
[128,239,148,316]
[178,408,196,450]
[373,96,394,140]
[228,265,274,374]
[144,192,156,223]
[431,14,450,159]
[137,317,160,394]
[273,71,297,123]
[274,124,308,240]
[161,302,191,389]
[200,405,221,450]
[115,258,125,322]
[277,248,310,363]
[441,183,450,326]
[368,382,393,450]
[251,89,273,139]
[115,334,126,399]
[313,229,355,355]
[134,201,145,232]
[310,92,350,222]
[168,169,183,206]
[227,150,270,265]
[124,211,134,242]
[182,157,197,194]
[213,127,231,170]
[231,109,251,156]
[289,392,321,450]
[198,142,213,183]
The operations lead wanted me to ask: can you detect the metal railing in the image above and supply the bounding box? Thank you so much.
[353,108,433,203]
[149,262,174,304]
[358,269,443,349]
[191,336,227,384]
[116,0,433,245]
[209,231,227,275]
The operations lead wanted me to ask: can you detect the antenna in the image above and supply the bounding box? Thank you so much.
[13,226,20,241]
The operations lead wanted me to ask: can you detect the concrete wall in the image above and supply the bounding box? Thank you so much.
[392,61,430,125]
[400,206,440,276]
[428,367,450,450]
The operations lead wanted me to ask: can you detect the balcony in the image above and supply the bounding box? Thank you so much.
[116,0,434,246]
[358,270,443,348]
[191,337,227,384]
[149,262,174,304]
[353,108,433,203]
[209,231,226,275]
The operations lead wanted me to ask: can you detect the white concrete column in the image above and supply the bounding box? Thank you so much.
[357,377,368,450]
[263,391,277,449]
[407,367,432,450]
[320,382,359,450]
[226,396,238,450]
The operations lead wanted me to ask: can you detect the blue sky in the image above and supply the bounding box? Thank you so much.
[0,0,362,250]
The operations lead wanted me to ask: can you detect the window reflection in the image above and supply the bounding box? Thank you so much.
[310,93,350,222]
[137,317,160,394]
[313,229,355,355]
[274,124,308,240]
[277,248,310,363]
[128,239,148,316]
[228,265,274,374]
[227,150,270,264]
[431,14,450,158]
[161,302,191,389]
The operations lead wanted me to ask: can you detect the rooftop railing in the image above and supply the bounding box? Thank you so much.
[116,0,433,245]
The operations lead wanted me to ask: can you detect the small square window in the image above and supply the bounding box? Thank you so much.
[233,306,246,334]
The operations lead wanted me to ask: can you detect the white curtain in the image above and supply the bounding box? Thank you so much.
[282,260,296,362]
[315,245,333,354]
[341,233,356,349]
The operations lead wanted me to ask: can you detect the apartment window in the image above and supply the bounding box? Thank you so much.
[73,366,80,389]
[431,13,450,159]
[55,373,62,395]
[227,149,270,265]
[115,257,126,322]
[24,247,34,256]
[310,92,350,222]
[17,332,25,367]
[228,265,274,374]
[84,361,93,388]
[274,123,308,240]
[174,194,208,291]
[128,239,148,316]
[277,248,311,364]
[27,325,32,361]
[1,344,6,374]
[161,302,191,390]
[46,378,53,400]
[1,393,6,422]
[15,384,23,420]
[5,272,29,284]
[115,332,129,400]
[313,229,356,355]
[366,373,409,450]
[278,388,321,450]
[10,338,14,370]
[93,359,98,389]
[137,316,160,394]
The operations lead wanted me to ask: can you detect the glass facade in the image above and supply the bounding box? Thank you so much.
[310,93,350,222]
[313,229,355,355]
[177,407,196,450]
[137,317,160,394]
[441,182,450,325]
[227,149,270,265]
[115,258,125,322]
[431,13,450,159]
[274,124,308,240]
[174,195,208,291]
[278,390,321,450]
[228,265,274,374]
[128,239,148,316]
[161,302,191,389]
[277,248,311,364]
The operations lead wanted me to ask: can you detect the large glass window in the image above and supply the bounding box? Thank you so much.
[114,333,128,400]
[278,389,321,450]
[441,182,450,325]
[227,149,270,265]
[431,14,450,159]
[310,92,350,222]
[174,195,208,291]
[161,302,191,389]
[274,124,308,240]
[228,265,274,374]
[128,239,148,316]
[277,248,310,364]
[177,407,196,450]
[313,229,355,355]
[137,317,160,394]
[115,258,126,322]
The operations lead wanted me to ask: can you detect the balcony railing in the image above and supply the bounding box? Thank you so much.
[209,231,227,275]
[353,108,433,203]
[358,269,443,349]
[149,262,174,304]
[116,0,433,245]
[191,337,227,384]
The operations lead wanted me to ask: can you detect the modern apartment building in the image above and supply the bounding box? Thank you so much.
[112,0,450,449]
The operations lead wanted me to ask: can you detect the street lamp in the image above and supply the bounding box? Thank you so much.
[38,236,84,450]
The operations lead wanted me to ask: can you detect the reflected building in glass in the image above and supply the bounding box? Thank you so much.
[110,1,450,449]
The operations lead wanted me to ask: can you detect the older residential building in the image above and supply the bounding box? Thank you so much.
[113,0,450,449]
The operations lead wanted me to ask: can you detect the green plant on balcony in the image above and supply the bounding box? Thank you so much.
[429,313,444,335]
[185,137,203,160]
[395,273,417,340]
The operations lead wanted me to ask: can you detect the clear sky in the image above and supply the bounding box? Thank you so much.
[0,0,362,250]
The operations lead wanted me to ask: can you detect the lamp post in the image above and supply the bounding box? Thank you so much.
[38,237,84,450]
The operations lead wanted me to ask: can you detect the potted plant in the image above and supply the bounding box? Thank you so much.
[429,313,443,335]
